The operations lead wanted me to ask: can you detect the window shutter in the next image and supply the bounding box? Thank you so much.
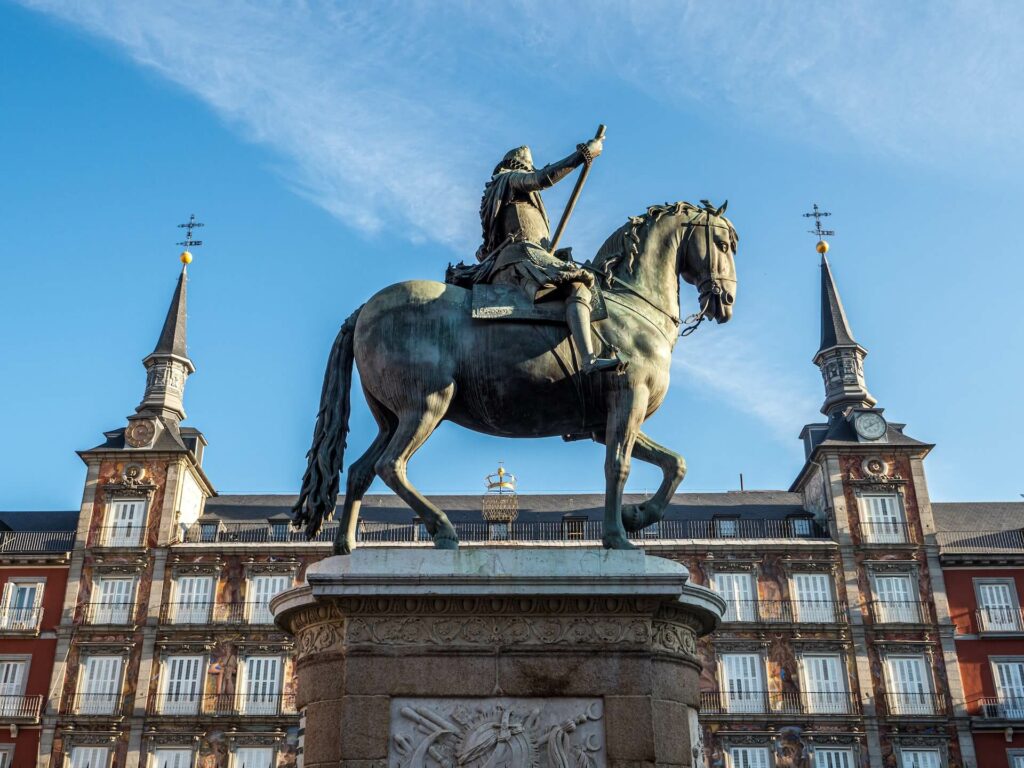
[97,578,133,623]
[793,573,835,622]
[901,750,940,768]
[242,656,281,714]
[875,575,916,622]
[248,575,289,624]
[815,749,853,768]
[107,500,145,545]
[994,661,1024,717]
[886,656,931,715]
[233,747,273,768]
[803,654,845,712]
[862,495,902,542]
[162,656,204,714]
[722,653,763,713]
[175,577,214,623]
[0,660,27,717]
[979,582,1018,630]
[152,749,193,768]
[729,746,770,768]
[80,656,123,714]
[70,746,109,768]
[713,573,755,621]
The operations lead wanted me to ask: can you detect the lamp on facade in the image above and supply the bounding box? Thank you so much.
[482,463,518,540]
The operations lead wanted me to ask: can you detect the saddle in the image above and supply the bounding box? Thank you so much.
[469,283,608,323]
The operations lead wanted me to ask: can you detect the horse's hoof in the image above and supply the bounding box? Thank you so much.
[433,534,460,550]
[602,533,638,550]
[334,536,356,556]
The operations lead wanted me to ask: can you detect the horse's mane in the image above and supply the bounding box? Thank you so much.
[589,200,737,284]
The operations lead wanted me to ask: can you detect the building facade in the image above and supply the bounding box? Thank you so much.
[2,253,1020,768]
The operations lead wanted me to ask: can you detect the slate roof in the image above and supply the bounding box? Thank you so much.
[151,266,189,360]
[817,254,858,355]
[205,490,807,524]
[0,510,78,532]
[932,502,1024,533]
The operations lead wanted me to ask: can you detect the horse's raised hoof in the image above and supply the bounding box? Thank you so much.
[333,533,357,556]
[602,533,638,550]
[621,503,647,532]
[433,534,460,550]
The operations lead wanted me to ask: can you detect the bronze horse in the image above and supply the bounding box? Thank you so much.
[293,201,738,553]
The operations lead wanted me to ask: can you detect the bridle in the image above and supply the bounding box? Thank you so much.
[678,209,735,336]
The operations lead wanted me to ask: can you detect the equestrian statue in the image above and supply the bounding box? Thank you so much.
[292,126,739,553]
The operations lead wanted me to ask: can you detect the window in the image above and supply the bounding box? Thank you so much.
[0,658,28,717]
[860,494,904,543]
[77,655,124,715]
[790,517,813,537]
[815,749,854,768]
[199,522,219,543]
[1009,752,1024,768]
[0,746,13,768]
[874,574,920,623]
[715,517,739,538]
[900,750,940,768]
[885,655,933,715]
[160,655,205,715]
[247,575,290,625]
[91,577,134,624]
[642,521,661,538]
[978,580,1022,632]
[489,522,510,541]
[173,576,214,624]
[151,749,193,768]
[104,499,147,546]
[728,746,770,768]
[791,573,836,623]
[721,653,765,713]
[993,660,1024,718]
[269,521,289,542]
[232,748,273,768]
[562,518,585,541]
[240,656,282,715]
[416,521,430,542]
[69,746,110,768]
[0,580,43,631]
[713,572,756,622]
[802,654,847,713]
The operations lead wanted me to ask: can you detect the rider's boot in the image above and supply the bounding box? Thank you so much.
[566,284,622,374]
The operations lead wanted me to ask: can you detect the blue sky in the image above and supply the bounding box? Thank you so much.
[2,1,1022,510]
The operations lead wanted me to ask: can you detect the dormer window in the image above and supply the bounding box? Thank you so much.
[268,519,290,542]
[714,517,739,538]
[199,522,220,543]
[788,515,814,537]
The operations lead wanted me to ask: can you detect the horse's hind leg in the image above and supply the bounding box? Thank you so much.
[335,392,395,555]
[601,386,649,550]
[593,430,685,532]
[374,385,459,550]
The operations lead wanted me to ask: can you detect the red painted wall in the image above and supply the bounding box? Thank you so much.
[0,566,69,630]
[0,728,41,768]
[970,732,1024,768]
[944,567,1024,635]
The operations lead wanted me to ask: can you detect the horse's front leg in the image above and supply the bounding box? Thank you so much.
[602,385,649,550]
[593,430,686,532]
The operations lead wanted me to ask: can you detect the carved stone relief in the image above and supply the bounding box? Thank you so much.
[389,697,604,768]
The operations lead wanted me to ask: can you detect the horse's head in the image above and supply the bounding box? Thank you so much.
[678,201,738,324]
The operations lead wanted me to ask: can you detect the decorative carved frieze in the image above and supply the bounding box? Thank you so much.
[103,464,157,499]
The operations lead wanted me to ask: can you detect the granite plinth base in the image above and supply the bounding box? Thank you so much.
[272,548,724,768]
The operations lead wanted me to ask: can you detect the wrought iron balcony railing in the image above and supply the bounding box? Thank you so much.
[0,694,44,721]
[976,607,1024,633]
[0,530,75,553]
[699,690,859,715]
[859,521,916,545]
[868,600,930,624]
[0,605,42,632]
[93,525,147,548]
[159,601,279,626]
[883,692,946,717]
[972,696,1024,720]
[147,691,297,716]
[719,599,847,624]
[937,529,1024,554]
[179,517,829,545]
[84,601,136,625]
[64,692,129,717]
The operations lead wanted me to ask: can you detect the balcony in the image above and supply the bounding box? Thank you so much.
[65,692,128,717]
[976,607,1024,633]
[0,530,74,554]
[0,605,42,632]
[0,694,44,722]
[972,697,1024,720]
[720,599,848,624]
[147,692,297,717]
[178,518,830,545]
[868,600,930,625]
[159,601,279,626]
[883,692,947,717]
[94,525,146,548]
[860,522,916,545]
[699,690,859,716]
[84,601,135,626]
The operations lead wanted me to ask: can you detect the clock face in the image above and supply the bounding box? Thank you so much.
[125,419,156,448]
[854,412,887,440]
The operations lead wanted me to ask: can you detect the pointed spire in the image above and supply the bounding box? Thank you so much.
[818,254,857,355]
[152,265,189,359]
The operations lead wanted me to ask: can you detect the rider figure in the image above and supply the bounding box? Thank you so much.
[478,139,620,374]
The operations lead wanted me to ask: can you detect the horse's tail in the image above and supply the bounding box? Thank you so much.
[292,306,363,538]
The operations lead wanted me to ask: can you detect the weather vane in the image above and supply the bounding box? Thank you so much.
[176,213,204,265]
[802,203,834,254]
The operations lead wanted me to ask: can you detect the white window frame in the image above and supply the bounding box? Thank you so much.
[991,657,1024,718]
[814,748,855,768]
[172,575,215,624]
[800,653,848,713]
[239,655,283,715]
[68,746,111,768]
[727,745,771,768]
[150,748,195,768]
[0,655,30,718]
[872,572,920,623]
[1007,749,1024,768]
[76,655,125,715]
[103,498,148,546]
[975,578,1023,632]
[884,654,934,715]
[859,493,906,543]
[231,747,275,768]
[713,572,757,622]
[898,747,942,768]
[0,745,13,768]
[246,574,291,625]
[790,572,836,623]
[159,654,206,715]
[0,578,45,631]
[719,652,766,713]
[90,576,135,625]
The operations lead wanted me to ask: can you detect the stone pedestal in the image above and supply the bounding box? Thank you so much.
[272,548,723,768]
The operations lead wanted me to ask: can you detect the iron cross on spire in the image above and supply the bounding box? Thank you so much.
[177,213,204,249]
[802,203,835,240]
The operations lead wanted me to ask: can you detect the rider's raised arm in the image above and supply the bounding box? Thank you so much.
[507,137,602,193]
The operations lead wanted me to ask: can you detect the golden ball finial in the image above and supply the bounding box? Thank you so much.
[180,250,193,264]
[816,240,829,255]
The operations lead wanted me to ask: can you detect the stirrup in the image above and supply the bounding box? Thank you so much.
[583,356,624,374]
